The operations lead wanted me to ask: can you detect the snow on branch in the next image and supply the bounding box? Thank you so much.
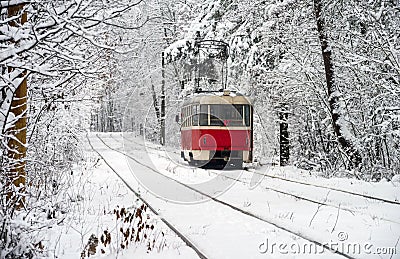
[0,0,30,8]
[164,39,195,62]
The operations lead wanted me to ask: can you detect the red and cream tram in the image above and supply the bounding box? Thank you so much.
[180,90,253,168]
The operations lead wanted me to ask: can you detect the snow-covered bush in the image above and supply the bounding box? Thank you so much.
[81,204,167,258]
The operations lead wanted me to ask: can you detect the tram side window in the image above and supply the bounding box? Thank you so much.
[244,105,251,126]
[199,105,208,126]
[192,105,199,126]
[186,106,189,127]
[188,106,191,127]
[189,105,192,126]
[181,108,184,127]
[183,107,188,127]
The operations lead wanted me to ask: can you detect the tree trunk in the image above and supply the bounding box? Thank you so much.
[151,84,161,123]
[6,4,27,209]
[313,0,362,169]
[160,52,166,146]
[279,103,289,166]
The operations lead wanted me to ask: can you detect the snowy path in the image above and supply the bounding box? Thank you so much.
[87,133,400,259]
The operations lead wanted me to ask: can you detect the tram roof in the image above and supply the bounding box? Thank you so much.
[183,91,252,106]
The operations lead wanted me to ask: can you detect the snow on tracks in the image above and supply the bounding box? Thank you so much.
[93,133,354,259]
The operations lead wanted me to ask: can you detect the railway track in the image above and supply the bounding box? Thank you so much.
[87,134,209,259]
[118,134,400,224]
[95,134,357,259]
[137,134,399,205]
[215,170,400,225]
[247,168,400,205]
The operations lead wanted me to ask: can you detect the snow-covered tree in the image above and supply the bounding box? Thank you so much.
[161,0,400,177]
[0,1,147,257]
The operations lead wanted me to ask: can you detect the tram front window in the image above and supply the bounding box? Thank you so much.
[200,104,250,127]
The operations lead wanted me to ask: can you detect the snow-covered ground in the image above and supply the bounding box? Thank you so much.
[40,136,199,259]
[46,132,400,258]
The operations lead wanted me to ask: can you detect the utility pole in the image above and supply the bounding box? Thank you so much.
[6,4,27,209]
[160,51,166,145]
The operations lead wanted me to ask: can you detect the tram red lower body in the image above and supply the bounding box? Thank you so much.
[181,128,251,151]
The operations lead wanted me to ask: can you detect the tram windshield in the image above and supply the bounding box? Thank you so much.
[199,104,251,127]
